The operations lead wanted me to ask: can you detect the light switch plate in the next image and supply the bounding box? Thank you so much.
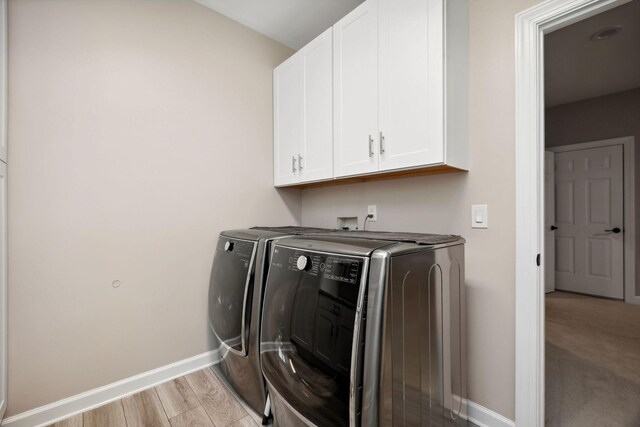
[471,204,488,229]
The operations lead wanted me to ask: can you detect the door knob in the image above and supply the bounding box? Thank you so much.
[550,225,558,231]
[604,227,621,233]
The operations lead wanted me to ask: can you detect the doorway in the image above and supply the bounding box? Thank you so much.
[515,0,640,425]
[544,137,638,426]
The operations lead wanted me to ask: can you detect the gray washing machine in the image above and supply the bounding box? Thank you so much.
[260,232,467,426]
[208,227,333,418]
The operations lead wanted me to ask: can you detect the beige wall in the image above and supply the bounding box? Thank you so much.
[300,0,541,419]
[7,0,298,416]
[546,87,640,295]
[7,0,554,420]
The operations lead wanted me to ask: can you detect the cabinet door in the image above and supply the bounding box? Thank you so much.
[0,161,5,421]
[378,0,444,171]
[273,55,302,186]
[333,0,379,178]
[300,28,334,183]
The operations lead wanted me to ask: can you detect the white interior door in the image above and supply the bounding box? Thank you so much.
[554,145,624,299]
[544,151,556,293]
[333,0,379,178]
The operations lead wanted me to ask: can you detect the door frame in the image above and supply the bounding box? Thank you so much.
[547,137,636,303]
[515,0,632,425]
[544,150,555,293]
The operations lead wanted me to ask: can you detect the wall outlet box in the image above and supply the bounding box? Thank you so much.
[471,204,488,228]
[337,216,359,230]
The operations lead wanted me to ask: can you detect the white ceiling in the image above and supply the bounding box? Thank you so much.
[193,0,364,50]
[194,0,639,106]
[545,0,640,107]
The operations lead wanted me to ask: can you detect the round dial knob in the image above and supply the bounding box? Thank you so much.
[224,241,234,252]
[296,255,310,271]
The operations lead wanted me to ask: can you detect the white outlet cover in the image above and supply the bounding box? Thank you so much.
[471,205,488,229]
[367,205,377,222]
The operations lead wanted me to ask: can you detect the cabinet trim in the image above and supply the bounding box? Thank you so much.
[280,164,465,189]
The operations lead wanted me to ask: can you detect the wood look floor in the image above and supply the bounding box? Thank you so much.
[47,368,262,427]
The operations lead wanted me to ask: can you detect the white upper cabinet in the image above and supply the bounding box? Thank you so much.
[274,54,303,187]
[274,0,468,187]
[333,0,468,180]
[333,0,379,178]
[378,0,443,171]
[274,29,333,186]
[300,29,333,183]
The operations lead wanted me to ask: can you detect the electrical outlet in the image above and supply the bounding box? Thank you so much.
[367,205,378,222]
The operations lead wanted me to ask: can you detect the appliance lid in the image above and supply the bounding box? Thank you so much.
[326,230,464,245]
[274,236,396,257]
[220,228,290,241]
[220,226,337,242]
[251,226,338,234]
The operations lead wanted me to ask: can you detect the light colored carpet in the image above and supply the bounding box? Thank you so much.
[545,291,640,426]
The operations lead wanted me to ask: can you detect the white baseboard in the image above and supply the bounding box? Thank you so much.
[468,400,515,427]
[1,350,220,427]
[1,349,514,427]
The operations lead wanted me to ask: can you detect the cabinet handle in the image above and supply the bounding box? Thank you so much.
[369,135,374,158]
[380,131,385,154]
[298,154,303,170]
[292,156,297,172]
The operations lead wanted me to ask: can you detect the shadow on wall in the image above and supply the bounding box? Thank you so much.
[299,172,472,234]
[275,187,303,224]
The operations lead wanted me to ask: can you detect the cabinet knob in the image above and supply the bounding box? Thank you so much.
[369,135,374,158]
[380,132,385,154]
[298,154,303,170]
[292,155,297,172]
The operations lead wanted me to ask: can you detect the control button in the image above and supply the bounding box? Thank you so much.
[224,241,234,252]
[296,255,310,271]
